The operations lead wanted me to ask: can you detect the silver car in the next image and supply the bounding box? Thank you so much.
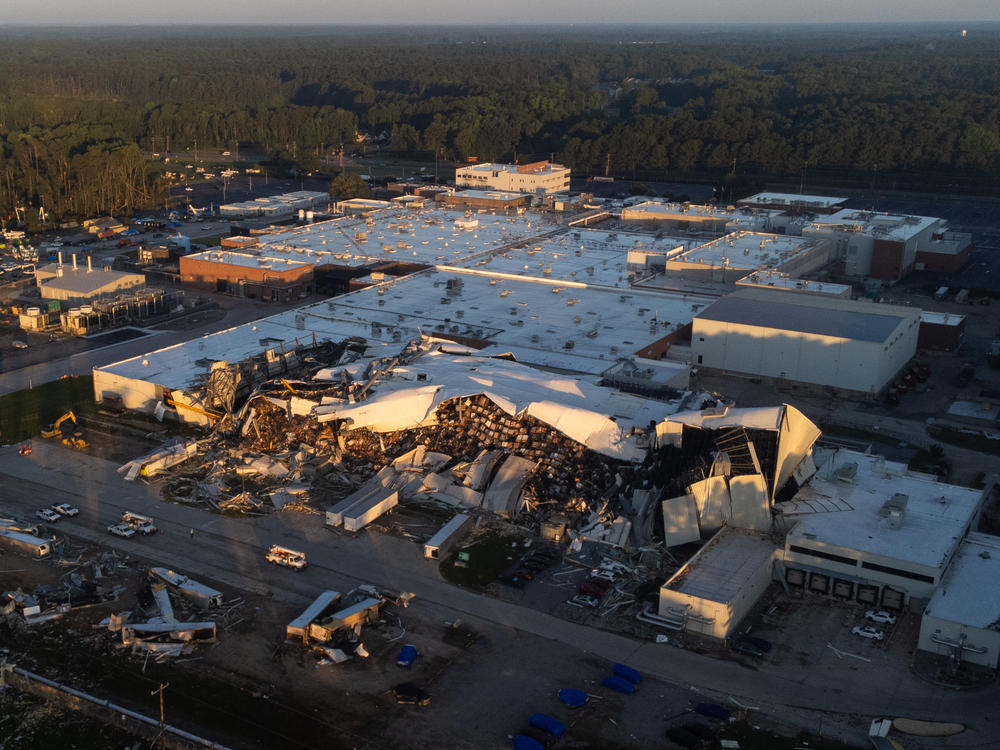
[865,609,897,625]
[852,625,884,641]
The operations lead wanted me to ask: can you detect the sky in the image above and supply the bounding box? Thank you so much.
[4,1,1000,26]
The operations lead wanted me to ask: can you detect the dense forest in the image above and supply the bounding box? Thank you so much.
[1,25,999,223]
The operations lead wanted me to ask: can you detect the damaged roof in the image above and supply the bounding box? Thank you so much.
[315,350,680,462]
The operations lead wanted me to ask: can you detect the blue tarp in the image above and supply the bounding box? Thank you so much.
[513,736,544,750]
[557,689,589,707]
[613,663,642,684]
[528,713,565,738]
[601,675,636,694]
[396,644,418,668]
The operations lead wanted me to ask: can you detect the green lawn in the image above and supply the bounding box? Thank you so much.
[0,376,97,444]
[817,422,900,447]
[928,425,1000,456]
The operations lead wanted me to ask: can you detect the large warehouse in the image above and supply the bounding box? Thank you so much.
[691,288,920,396]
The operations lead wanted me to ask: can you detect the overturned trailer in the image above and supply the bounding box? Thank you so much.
[286,590,342,643]
[309,597,383,642]
[149,567,224,609]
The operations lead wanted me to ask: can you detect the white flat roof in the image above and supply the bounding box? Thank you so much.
[458,162,567,175]
[185,250,312,271]
[665,528,776,603]
[454,228,689,288]
[670,232,821,271]
[98,265,704,387]
[623,201,782,223]
[449,189,527,201]
[920,311,965,326]
[808,209,940,242]
[925,533,1000,628]
[740,192,848,209]
[784,450,982,570]
[186,207,556,272]
[736,273,850,296]
[321,267,703,373]
[36,265,145,294]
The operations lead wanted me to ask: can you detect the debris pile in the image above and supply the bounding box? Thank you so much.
[121,336,820,556]
[285,584,413,667]
[105,567,234,662]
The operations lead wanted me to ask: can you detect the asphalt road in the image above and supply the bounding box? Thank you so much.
[1,441,996,749]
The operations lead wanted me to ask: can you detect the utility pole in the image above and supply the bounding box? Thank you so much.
[604,153,611,178]
[150,682,169,747]
[800,159,808,194]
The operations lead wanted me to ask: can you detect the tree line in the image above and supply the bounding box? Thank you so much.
[1,26,999,224]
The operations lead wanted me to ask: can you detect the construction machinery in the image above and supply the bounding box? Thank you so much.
[41,411,77,439]
[40,411,88,449]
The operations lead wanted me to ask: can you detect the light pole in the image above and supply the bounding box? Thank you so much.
[150,682,169,746]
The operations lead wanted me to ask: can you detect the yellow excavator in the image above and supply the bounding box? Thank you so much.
[40,411,89,449]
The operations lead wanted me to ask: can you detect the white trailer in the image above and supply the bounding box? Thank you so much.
[424,514,473,560]
[343,490,398,533]
[286,590,341,642]
[149,567,224,609]
[0,528,52,559]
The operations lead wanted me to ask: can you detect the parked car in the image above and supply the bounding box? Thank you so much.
[733,640,765,657]
[392,683,430,706]
[569,594,599,608]
[852,625,885,641]
[739,635,772,652]
[866,609,897,625]
[107,523,136,538]
[35,508,60,522]
[51,503,80,517]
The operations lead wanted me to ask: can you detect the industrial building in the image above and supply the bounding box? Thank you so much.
[691,288,920,396]
[658,528,777,639]
[801,209,971,281]
[919,532,1000,669]
[455,161,570,195]
[175,206,555,297]
[918,311,965,352]
[438,189,532,210]
[734,272,851,299]
[179,249,314,302]
[657,232,832,289]
[777,449,986,607]
[737,192,849,216]
[218,191,329,220]
[33,254,145,305]
[621,201,781,234]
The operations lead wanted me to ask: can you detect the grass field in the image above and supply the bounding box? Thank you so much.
[0,375,97,445]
